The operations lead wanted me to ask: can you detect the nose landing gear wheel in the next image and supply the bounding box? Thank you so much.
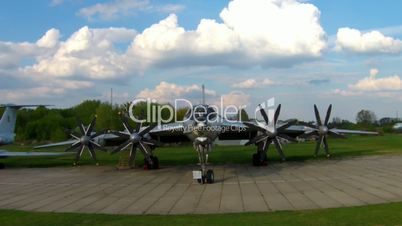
[206,169,214,184]
[197,169,214,184]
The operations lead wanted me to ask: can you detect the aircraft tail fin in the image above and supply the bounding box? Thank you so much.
[0,104,51,134]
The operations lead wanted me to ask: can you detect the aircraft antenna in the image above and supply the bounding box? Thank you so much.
[202,84,205,105]
[110,88,113,107]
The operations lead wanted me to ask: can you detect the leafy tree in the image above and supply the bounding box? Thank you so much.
[356,110,377,125]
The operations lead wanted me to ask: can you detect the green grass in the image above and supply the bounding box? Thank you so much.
[2,134,402,168]
[2,202,402,226]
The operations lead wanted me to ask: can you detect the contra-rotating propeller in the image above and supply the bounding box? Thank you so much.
[299,104,345,158]
[244,104,296,162]
[66,116,105,165]
[111,114,160,168]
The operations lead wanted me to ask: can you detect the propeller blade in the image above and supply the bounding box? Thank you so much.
[259,105,269,124]
[139,124,157,136]
[274,104,281,125]
[262,138,272,152]
[75,145,85,164]
[87,143,97,162]
[245,134,269,146]
[129,144,138,166]
[111,140,132,154]
[259,140,270,162]
[65,142,81,152]
[314,105,322,126]
[86,116,97,136]
[76,118,86,135]
[277,133,297,142]
[65,128,81,139]
[138,142,153,164]
[142,138,162,147]
[277,119,297,131]
[121,115,134,133]
[324,104,332,126]
[273,138,286,161]
[314,135,323,156]
[89,140,106,152]
[323,136,330,156]
[69,133,80,140]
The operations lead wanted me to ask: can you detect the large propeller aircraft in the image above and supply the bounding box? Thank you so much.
[34,89,379,184]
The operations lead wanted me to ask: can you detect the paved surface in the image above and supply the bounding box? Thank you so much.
[1,155,402,215]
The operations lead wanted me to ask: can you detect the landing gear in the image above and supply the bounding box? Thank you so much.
[252,152,267,166]
[314,135,331,158]
[206,169,214,183]
[196,169,214,184]
[144,156,159,170]
[194,140,214,184]
[252,139,286,166]
[0,162,5,169]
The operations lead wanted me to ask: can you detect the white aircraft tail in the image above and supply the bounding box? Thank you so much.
[0,104,50,134]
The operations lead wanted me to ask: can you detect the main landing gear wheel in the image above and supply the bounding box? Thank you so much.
[144,156,159,170]
[252,153,267,166]
[197,169,214,184]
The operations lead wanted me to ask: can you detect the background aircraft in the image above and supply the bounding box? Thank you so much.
[0,104,70,169]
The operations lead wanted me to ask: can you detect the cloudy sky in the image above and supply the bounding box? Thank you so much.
[1,0,402,121]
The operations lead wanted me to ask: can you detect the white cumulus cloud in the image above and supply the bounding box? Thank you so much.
[5,0,326,81]
[25,26,137,79]
[217,91,250,108]
[350,75,402,91]
[232,78,275,88]
[136,82,216,103]
[335,27,402,54]
[333,69,402,97]
[129,0,326,68]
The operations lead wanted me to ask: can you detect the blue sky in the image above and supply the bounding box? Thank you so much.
[1,0,402,122]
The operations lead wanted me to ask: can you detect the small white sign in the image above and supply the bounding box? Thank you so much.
[192,171,202,179]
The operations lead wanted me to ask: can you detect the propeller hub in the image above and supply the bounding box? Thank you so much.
[319,126,328,135]
[130,133,141,143]
[80,135,90,145]
[270,129,278,137]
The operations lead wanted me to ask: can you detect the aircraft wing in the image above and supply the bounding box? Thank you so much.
[330,128,378,135]
[0,150,71,157]
[34,140,76,149]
